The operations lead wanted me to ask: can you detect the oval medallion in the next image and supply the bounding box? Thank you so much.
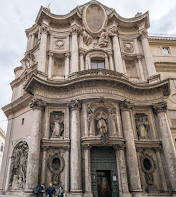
[84,3,107,34]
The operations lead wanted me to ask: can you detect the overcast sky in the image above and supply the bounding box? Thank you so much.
[0,0,176,132]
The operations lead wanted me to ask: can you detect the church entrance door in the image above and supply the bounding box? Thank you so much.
[91,146,119,197]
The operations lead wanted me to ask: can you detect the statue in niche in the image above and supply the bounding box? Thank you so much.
[9,141,29,190]
[87,107,94,133]
[50,112,64,138]
[135,114,149,139]
[82,28,93,45]
[96,111,108,135]
[98,29,109,48]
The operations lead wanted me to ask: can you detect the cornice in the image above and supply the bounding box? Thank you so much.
[2,93,32,117]
[149,36,176,45]
[24,69,170,97]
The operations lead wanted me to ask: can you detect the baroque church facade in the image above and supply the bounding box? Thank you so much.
[1,1,176,197]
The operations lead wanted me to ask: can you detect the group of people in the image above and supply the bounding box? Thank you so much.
[33,182,64,197]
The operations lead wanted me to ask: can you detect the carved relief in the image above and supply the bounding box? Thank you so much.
[81,28,93,45]
[24,53,37,68]
[47,152,65,185]
[123,41,134,53]
[29,97,46,110]
[87,98,118,143]
[98,29,109,48]
[135,113,149,139]
[55,39,64,49]
[50,111,64,138]
[9,141,29,190]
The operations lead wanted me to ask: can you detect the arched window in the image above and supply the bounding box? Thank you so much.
[91,57,105,69]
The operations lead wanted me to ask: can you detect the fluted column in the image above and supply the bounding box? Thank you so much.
[114,145,132,197]
[25,98,45,194]
[108,51,114,71]
[68,100,82,196]
[38,24,49,73]
[48,52,53,78]
[120,100,142,194]
[140,30,156,77]
[70,23,80,74]
[153,102,176,192]
[64,146,70,194]
[83,144,93,197]
[41,146,49,184]
[65,52,70,79]
[109,26,124,73]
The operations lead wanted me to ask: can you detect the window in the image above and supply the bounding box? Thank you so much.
[0,143,4,152]
[162,47,170,54]
[91,57,105,69]
[22,118,24,125]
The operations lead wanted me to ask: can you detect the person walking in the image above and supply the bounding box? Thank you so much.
[33,184,45,197]
[46,182,56,197]
[58,186,64,197]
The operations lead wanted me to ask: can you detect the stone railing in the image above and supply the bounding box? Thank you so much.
[68,69,129,80]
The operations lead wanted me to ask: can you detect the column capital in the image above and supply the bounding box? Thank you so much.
[108,24,119,36]
[70,22,81,35]
[29,97,46,110]
[137,54,143,60]
[65,52,71,58]
[113,144,125,151]
[39,23,50,34]
[139,29,148,39]
[79,48,86,56]
[48,52,54,58]
[120,99,133,112]
[152,101,167,114]
[63,145,70,151]
[83,144,92,150]
[42,146,49,151]
[68,99,81,111]
[107,50,113,56]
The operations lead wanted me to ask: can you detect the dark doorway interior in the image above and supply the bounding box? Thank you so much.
[97,170,112,197]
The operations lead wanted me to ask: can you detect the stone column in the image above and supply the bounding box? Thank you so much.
[41,146,48,184]
[140,30,156,77]
[68,100,82,196]
[114,145,132,197]
[38,24,49,73]
[109,26,124,73]
[64,146,70,194]
[137,54,145,81]
[70,23,80,74]
[26,35,32,52]
[48,52,53,78]
[25,98,45,194]
[83,144,93,197]
[153,102,176,192]
[120,100,142,195]
[108,51,114,71]
[79,49,85,71]
[30,34,35,50]
[65,52,70,79]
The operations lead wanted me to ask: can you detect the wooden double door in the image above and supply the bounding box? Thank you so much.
[91,147,119,197]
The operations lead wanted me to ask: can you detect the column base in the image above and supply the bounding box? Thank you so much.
[68,190,83,197]
[83,192,93,197]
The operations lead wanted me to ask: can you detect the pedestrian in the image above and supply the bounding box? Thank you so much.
[58,186,64,197]
[33,184,45,197]
[46,182,56,197]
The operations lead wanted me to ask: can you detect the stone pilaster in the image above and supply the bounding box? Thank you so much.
[68,99,82,196]
[137,54,145,81]
[114,145,132,197]
[64,146,70,194]
[25,98,46,194]
[38,23,49,73]
[109,25,124,73]
[79,49,85,71]
[65,52,70,79]
[48,52,53,78]
[139,30,156,77]
[120,100,142,195]
[70,23,80,74]
[83,144,93,197]
[108,51,114,71]
[153,102,176,192]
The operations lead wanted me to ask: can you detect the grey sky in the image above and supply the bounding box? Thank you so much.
[0,0,176,132]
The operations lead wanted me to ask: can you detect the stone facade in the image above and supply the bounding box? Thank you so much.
[1,1,176,197]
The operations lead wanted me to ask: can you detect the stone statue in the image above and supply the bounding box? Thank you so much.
[96,111,108,135]
[98,29,109,47]
[24,53,36,68]
[135,114,149,139]
[50,113,64,138]
[87,107,94,133]
[82,28,93,45]
[9,141,29,190]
